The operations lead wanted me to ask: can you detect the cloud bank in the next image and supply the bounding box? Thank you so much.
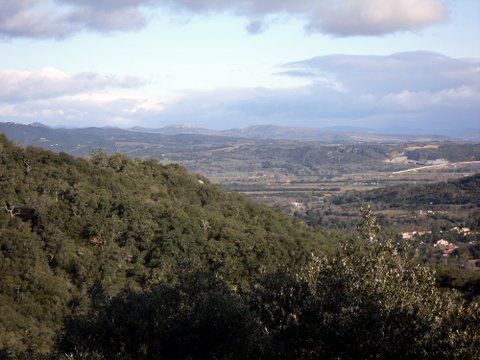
[0,0,447,39]
[0,68,142,102]
[0,68,163,127]
[0,52,478,134]
[151,51,480,133]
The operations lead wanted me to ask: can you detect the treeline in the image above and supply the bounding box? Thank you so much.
[251,144,392,172]
[331,174,480,208]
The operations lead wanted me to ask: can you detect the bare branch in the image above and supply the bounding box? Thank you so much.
[23,159,31,174]
[201,219,211,232]
[4,202,20,218]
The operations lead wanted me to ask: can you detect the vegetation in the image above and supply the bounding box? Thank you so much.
[303,173,479,231]
[302,173,480,273]
[330,174,480,208]
[1,134,479,359]
[0,134,336,354]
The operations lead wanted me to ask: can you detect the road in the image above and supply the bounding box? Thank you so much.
[392,161,480,174]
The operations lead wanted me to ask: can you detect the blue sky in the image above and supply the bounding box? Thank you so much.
[0,0,479,135]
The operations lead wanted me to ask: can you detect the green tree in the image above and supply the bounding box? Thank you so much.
[56,272,266,360]
[252,209,480,359]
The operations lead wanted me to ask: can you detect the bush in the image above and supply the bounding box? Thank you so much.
[57,272,266,360]
[251,208,480,359]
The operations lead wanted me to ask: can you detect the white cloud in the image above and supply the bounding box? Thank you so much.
[383,86,480,111]
[0,67,165,127]
[0,0,447,39]
[148,52,480,132]
[1,52,478,133]
[0,68,142,102]
[280,51,480,94]
[309,0,447,36]
[0,1,75,39]
[0,92,168,128]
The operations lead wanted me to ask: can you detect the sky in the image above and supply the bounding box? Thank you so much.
[0,0,479,135]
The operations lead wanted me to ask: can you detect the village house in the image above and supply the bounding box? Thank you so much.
[451,226,471,235]
[434,239,458,257]
[400,230,432,240]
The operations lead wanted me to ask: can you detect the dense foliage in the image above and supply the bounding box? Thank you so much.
[0,134,336,354]
[29,210,480,359]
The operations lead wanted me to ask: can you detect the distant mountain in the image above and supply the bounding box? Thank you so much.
[29,122,49,128]
[375,126,480,140]
[0,122,243,158]
[0,121,473,143]
[0,122,457,158]
[319,125,376,133]
[220,124,453,142]
[219,125,349,142]
[131,123,217,136]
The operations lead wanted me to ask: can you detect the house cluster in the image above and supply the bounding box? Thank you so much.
[419,209,448,215]
[400,230,431,240]
[450,226,471,235]
[400,227,473,241]
[433,239,458,257]
[399,226,478,258]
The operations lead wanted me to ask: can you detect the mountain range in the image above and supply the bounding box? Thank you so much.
[0,122,456,157]
[130,123,456,142]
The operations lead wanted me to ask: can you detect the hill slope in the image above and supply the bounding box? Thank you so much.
[333,173,480,207]
[0,134,337,353]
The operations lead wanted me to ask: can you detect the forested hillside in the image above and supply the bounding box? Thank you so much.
[1,134,479,359]
[0,134,337,353]
[332,174,480,207]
